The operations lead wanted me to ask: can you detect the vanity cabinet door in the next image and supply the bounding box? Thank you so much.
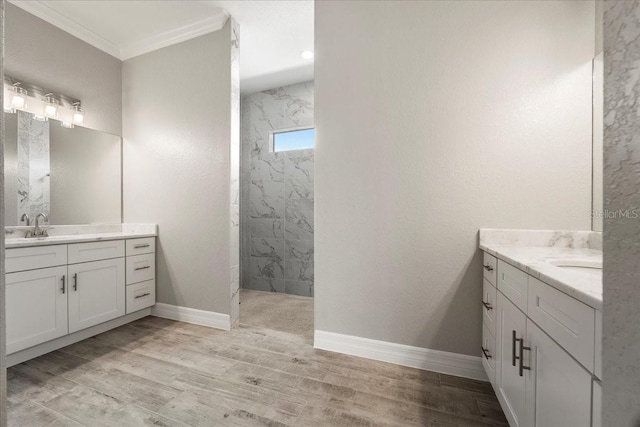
[525,320,591,427]
[496,292,531,427]
[6,266,68,354]
[68,258,125,333]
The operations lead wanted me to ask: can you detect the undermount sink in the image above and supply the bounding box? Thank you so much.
[548,259,602,269]
[547,259,602,279]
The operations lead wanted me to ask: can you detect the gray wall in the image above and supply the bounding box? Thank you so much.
[1,1,6,423]
[240,82,314,297]
[5,3,122,136]
[122,23,235,315]
[315,0,594,356]
[603,1,640,425]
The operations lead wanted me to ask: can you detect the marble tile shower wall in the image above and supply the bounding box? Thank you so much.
[240,81,314,297]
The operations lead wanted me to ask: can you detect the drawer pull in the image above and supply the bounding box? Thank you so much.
[482,301,493,310]
[481,346,492,359]
[135,292,151,299]
[61,275,66,294]
[134,244,150,249]
[135,266,151,271]
[483,264,494,272]
[73,273,78,291]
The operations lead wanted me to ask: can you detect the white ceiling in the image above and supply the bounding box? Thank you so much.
[9,0,314,94]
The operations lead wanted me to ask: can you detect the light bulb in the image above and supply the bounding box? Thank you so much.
[11,94,26,109]
[44,94,58,119]
[72,103,84,125]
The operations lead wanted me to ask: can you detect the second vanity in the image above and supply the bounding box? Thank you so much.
[479,229,602,427]
[5,223,158,366]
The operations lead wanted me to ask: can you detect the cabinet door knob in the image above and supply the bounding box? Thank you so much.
[482,301,493,310]
[481,346,492,360]
[60,275,66,294]
[483,264,494,272]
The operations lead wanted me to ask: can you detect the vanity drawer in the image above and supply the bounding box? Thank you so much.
[527,277,595,371]
[68,240,125,264]
[482,252,497,285]
[497,260,528,313]
[126,253,155,285]
[126,238,155,256]
[482,279,497,337]
[6,245,68,273]
[481,322,497,386]
[126,280,156,314]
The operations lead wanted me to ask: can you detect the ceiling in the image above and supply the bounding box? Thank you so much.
[9,0,314,94]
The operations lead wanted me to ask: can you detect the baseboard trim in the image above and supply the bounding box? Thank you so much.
[314,330,488,381]
[151,303,231,331]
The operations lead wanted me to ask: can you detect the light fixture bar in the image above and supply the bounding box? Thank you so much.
[3,76,85,127]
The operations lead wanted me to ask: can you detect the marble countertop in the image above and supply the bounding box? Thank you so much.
[5,223,158,249]
[480,243,602,311]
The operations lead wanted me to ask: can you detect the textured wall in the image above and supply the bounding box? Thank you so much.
[240,82,314,296]
[315,0,594,356]
[1,1,7,423]
[5,3,122,136]
[123,23,235,315]
[602,1,640,425]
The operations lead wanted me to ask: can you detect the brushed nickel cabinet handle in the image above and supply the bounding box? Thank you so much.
[519,338,531,377]
[135,266,151,271]
[61,275,66,294]
[482,301,493,310]
[483,264,494,272]
[512,330,518,367]
[135,293,151,299]
[134,244,150,249]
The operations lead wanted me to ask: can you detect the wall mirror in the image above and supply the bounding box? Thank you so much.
[4,111,122,226]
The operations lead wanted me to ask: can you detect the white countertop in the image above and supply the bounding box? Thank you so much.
[5,223,158,249]
[480,243,602,311]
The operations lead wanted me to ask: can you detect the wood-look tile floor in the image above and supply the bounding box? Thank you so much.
[7,291,508,426]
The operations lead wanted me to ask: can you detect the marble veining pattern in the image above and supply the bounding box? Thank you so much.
[240,82,314,297]
[17,111,50,224]
[230,17,241,325]
[602,2,640,425]
[479,228,602,250]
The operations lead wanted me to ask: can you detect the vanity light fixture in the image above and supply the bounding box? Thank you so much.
[3,76,85,127]
[44,94,59,119]
[10,83,27,112]
[300,50,314,59]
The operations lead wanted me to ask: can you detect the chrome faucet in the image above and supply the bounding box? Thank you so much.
[34,213,49,237]
[21,213,30,226]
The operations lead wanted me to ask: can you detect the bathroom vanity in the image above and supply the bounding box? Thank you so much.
[4,224,157,366]
[479,229,602,427]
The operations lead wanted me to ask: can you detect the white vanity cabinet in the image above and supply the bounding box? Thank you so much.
[6,266,68,354]
[484,255,601,427]
[5,236,156,363]
[68,258,126,333]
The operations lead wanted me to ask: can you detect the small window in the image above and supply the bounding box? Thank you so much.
[271,128,315,152]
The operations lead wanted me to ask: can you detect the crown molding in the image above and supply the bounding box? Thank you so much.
[120,12,229,60]
[8,0,229,61]
[9,0,121,58]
